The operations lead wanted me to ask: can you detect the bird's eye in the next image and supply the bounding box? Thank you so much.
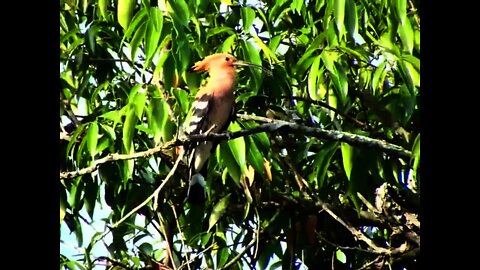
[225,57,230,62]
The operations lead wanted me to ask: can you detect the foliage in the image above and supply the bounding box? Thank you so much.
[60,0,420,269]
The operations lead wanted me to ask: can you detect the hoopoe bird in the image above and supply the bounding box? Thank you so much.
[180,53,266,204]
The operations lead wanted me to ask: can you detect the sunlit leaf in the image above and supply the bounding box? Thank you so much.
[336,249,347,263]
[227,122,246,175]
[144,8,163,66]
[98,0,108,20]
[240,39,263,94]
[122,7,148,42]
[167,0,190,26]
[307,55,322,101]
[130,21,147,61]
[334,0,346,38]
[241,6,255,31]
[118,0,137,30]
[123,105,137,153]
[86,121,99,157]
[398,16,414,54]
[341,143,354,180]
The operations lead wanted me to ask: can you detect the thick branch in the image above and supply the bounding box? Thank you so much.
[235,114,411,158]
[60,114,411,180]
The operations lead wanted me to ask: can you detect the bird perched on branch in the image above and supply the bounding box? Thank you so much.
[179,53,267,204]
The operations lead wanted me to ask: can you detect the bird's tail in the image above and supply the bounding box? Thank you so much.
[187,173,206,204]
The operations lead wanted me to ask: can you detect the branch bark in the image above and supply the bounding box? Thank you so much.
[60,114,411,180]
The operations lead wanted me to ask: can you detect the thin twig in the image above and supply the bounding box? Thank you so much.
[218,237,257,270]
[321,203,391,255]
[170,203,191,270]
[281,95,368,128]
[111,150,184,229]
[355,255,385,270]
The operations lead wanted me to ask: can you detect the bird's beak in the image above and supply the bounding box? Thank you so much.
[233,61,272,76]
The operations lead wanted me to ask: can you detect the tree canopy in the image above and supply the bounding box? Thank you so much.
[60,0,420,269]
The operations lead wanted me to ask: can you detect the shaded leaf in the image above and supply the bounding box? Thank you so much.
[313,141,339,189]
[208,194,231,231]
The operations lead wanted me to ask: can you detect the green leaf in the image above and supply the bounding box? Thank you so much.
[68,178,83,214]
[118,0,137,30]
[84,175,99,219]
[72,217,84,247]
[167,0,190,27]
[398,16,414,54]
[150,6,163,33]
[130,21,147,61]
[268,34,283,52]
[217,143,241,185]
[294,32,326,76]
[345,0,358,40]
[206,26,235,40]
[85,24,98,56]
[394,0,407,25]
[99,122,117,141]
[290,0,303,14]
[131,86,147,119]
[411,133,420,177]
[252,34,279,64]
[371,61,387,93]
[337,45,369,63]
[341,143,354,180]
[227,122,246,175]
[122,7,148,42]
[98,0,108,20]
[336,249,347,263]
[307,55,322,101]
[123,105,137,153]
[332,61,349,105]
[313,141,339,189]
[246,137,265,178]
[86,121,99,157]
[148,95,168,143]
[334,0,346,38]
[240,39,263,94]
[217,247,230,268]
[139,242,153,256]
[401,54,420,72]
[208,194,231,231]
[220,34,237,54]
[66,123,87,161]
[241,7,256,31]
[144,8,163,66]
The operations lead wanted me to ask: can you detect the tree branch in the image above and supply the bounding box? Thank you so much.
[280,95,368,128]
[235,114,411,158]
[60,114,411,180]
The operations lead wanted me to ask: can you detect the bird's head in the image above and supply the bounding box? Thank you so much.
[188,53,270,74]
